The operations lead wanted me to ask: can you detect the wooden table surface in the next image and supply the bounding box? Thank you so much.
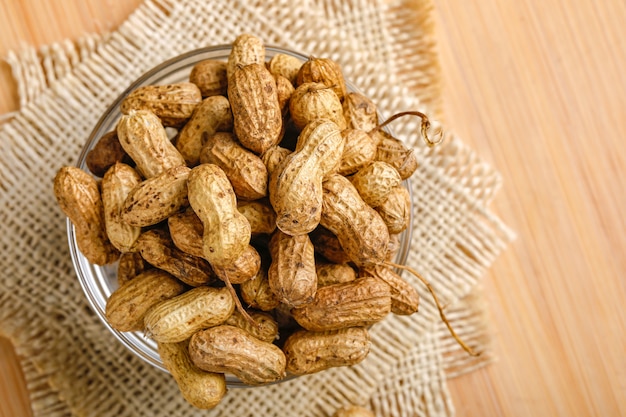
[1,1,625,416]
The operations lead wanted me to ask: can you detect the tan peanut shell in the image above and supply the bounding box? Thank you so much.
[269,119,344,236]
[267,53,303,85]
[237,199,277,235]
[283,327,370,375]
[360,266,419,315]
[225,310,279,343]
[332,405,376,417]
[189,60,228,97]
[134,229,215,287]
[274,74,295,116]
[86,130,130,177]
[168,208,204,257]
[228,63,282,154]
[227,33,266,80]
[376,186,411,234]
[176,95,233,166]
[199,132,268,200]
[261,145,292,175]
[116,109,186,178]
[291,277,392,332]
[289,82,347,131]
[320,174,390,266]
[349,161,402,208]
[268,231,317,307]
[121,165,190,227]
[309,226,352,264]
[53,166,119,265]
[101,163,142,252]
[105,269,185,332]
[240,265,281,311]
[144,286,234,343]
[117,252,148,287]
[337,129,377,176]
[211,244,261,285]
[343,92,379,132]
[120,82,202,127]
[296,57,347,102]
[157,341,227,410]
[189,325,287,385]
[187,164,251,267]
[316,262,356,287]
[372,129,418,180]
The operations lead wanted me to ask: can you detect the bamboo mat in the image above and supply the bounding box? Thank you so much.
[1,1,625,416]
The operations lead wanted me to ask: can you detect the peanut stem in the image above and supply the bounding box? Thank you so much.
[383,260,481,357]
[221,273,259,329]
[370,111,443,148]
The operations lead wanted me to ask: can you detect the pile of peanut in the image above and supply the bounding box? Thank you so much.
[54,34,436,410]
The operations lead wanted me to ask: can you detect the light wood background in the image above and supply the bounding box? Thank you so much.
[1,1,624,416]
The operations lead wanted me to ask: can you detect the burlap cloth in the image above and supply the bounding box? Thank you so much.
[0,0,514,416]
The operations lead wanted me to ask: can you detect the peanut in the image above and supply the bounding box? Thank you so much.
[309,226,352,264]
[349,161,401,208]
[337,129,377,176]
[296,56,346,102]
[240,265,281,312]
[189,325,287,385]
[175,95,233,166]
[53,166,119,265]
[237,199,277,235]
[260,145,291,175]
[376,186,411,234]
[289,82,347,131]
[274,74,295,116]
[267,53,302,85]
[227,34,266,80]
[316,262,356,287]
[343,92,378,132]
[121,165,190,227]
[117,252,148,286]
[320,174,390,266]
[105,269,185,332]
[86,130,131,177]
[199,132,268,200]
[372,129,418,180]
[268,230,317,307]
[283,327,370,375]
[144,286,234,343]
[116,109,186,179]
[292,277,391,332]
[157,341,226,409]
[167,207,204,257]
[228,63,282,154]
[134,229,215,287]
[187,164,251,267]
[211,244,261,285]
[360,266,419,315]
[120,82,202,127]
[189,60,228,97]
[101,163,142,252]
[225,310,279,343]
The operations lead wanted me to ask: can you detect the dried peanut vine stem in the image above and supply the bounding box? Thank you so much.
[221,274,259,329]
[370,110,444,148]
[384,260,481,357]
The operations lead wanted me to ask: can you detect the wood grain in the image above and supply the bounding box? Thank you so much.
[0,1,624,416]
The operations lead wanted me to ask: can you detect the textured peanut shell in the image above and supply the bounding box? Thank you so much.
[274,74,295,116]
[261,145,292,175]
[269,119,344,236]
[291,277,392,331]
[332,406,376,417]
[316,262,356,287]
[117,252,148,287]
[320,174,390,266]
[168,208,204,257]
[134,229,215,287]
[283,327,370,375]
[268,231,317,307]
[309,226,352,264]
[116,109,186,178]
[200,132,268,200]
[212,244,261,285]
[337,129,377,176]
[225,310,279,343]
[289,82,347,131]
[120,82,202,127]
[296,57,347,102]
[372,129,418,180]
[176,95,233,166]
[189,325,287,385]
[122,165,190,227]
[53,166,119,265]
[349,161,402,208]
[105,269,185,332]
[240,266,281,312]
[376,186,411,234]
[267,53,303,85]
[187,164,251,267]
[86,130,131,177]
[157,341,226,410]
[189,60,228,97]
[144,286,234,343]
[343,92,379,132]
[101,163,142,252]
[226,33,266,80]
[360,266,419,315]
[237,199,277,235]
[228,63,282,154]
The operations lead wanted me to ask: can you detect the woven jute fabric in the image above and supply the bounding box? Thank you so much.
[0,0,513,416]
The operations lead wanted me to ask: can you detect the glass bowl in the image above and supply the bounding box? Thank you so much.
[68,45,413,387]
